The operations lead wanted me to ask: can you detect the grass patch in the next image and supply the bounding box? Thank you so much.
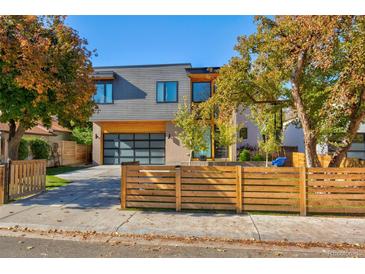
[46,165,88,190]
[46,165,89,176]
[46,175,71,190]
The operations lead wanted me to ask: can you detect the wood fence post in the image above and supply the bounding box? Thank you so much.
[299,166,307,216]
[0,161,11,204]
[175,166,181,212]
[236,165,242,214]
[0,166,5,205]
[121,165,127,209]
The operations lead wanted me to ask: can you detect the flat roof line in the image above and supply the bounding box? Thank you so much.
[94,63,192,69]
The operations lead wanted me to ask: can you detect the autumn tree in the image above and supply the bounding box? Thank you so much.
[0,16,96,160]
[174,99,210,164]
[208,16,365,167]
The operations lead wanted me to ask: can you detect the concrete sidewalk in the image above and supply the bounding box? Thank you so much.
[1,204,365,245]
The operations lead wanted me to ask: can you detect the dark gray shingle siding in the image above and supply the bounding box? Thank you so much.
[91,64,191,121]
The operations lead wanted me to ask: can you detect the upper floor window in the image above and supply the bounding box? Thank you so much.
[156,81,178,103]
[94,81,113,104]
[192,82,211,102]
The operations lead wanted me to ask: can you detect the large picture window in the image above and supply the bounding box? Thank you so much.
[193,127,212,159]
[156,81,178,103]
[192,82,211,102]
[94,81,113,104]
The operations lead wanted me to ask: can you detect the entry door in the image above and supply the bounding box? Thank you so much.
[103,133,165,165]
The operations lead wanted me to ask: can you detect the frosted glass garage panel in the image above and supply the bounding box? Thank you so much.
[150,158,165,165]
[135,149,149,157]
[104,141,119,149]
[135,158,149,165]
[150,141,164,148]
[150,133,165,140]
[120,149,134,157]
[104,134,118,141]
[150,149,165,157]
[104,149,119,157]
[104,157,119,165]
[120,141,134,149]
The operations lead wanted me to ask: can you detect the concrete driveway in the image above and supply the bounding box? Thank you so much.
[0,165,135,232]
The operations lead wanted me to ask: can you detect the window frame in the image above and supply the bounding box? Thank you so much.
[192,81,212,103]
[94,80,113,104]
[156,81,179,103]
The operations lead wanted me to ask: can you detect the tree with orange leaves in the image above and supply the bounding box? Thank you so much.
[0,16,96,160]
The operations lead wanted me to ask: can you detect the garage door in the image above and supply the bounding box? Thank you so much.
[103,133,165,165]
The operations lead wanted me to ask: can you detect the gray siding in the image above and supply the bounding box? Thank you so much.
[91,64,191,121]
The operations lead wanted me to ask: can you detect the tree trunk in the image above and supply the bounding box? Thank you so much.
[265,152,269,167]
[303,132,321,167]
[328,107,365,167]
[189,150,193,166]
[7,120,26,160]
[291,50,321,168]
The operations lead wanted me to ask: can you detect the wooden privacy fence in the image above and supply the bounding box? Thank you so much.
[57,141,91,166]
[0,160,46,203]
[292,152,365,168]
[121,165,365,215]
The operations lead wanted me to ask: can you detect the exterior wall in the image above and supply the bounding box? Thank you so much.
[91,64,192,121]
[165,122,190,165]
[92,123,102,165]
[235,109,260,149]
[283,123,305,152]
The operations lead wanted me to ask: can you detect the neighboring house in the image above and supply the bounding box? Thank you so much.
[92,63,259,165]
[283,118,365,160]
[0,119,72,161]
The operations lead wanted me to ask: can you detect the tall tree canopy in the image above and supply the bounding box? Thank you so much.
[0,16,96,159]
[205,16,365,167]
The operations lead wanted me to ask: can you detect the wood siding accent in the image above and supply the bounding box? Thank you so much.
[98,121,167,134]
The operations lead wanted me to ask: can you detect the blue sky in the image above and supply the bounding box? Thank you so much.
[65,16,256,67]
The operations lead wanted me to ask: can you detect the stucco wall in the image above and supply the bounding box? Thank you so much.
[235,109,260,149]
[165,122,190,165]
[283,123,305,152]
[92,123,102,165]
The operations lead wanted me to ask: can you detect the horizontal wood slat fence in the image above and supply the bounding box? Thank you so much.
[57,141,91,166]
[0,160,46,204]
[121,165,365,215]
[292,152,365,168]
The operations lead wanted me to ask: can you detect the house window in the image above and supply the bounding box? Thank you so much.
[192,82,211,102]
[94,81,113,104]
[240,127,248,140]
[193,126,212,159]
[156,81,178,103]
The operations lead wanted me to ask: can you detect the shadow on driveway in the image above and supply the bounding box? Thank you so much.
[13,176,121,210]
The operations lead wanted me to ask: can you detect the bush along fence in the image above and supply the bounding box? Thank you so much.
[0,160,46,204]
[121,165,365,215]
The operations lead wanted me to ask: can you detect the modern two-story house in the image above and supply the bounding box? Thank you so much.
[90,63,365,165]
[91,63,261,165]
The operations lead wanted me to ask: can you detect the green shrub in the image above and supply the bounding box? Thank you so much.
[29,138,50,159]
[72,124,92,145]
[18,138,29,160]
[239,149,251,161]
[252,153,265,161]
